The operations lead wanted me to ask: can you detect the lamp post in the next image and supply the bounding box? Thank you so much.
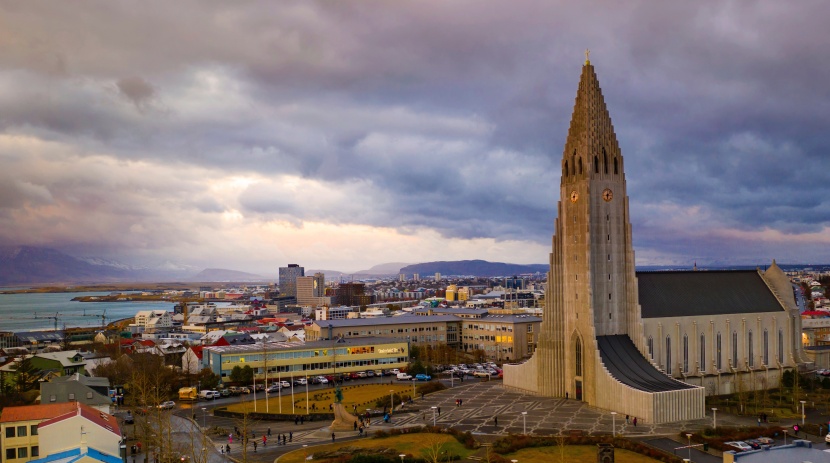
[521,411,527,435]
[610,412,617,437]
[800,400,806,425]
[784,429,788,445]
[201,408,206,429]
[431,406,437,426]
[390,390,395,415]
[303,445,308,461]
[399,454,405,463]
[686,433,692,462]
[711,407,718,429]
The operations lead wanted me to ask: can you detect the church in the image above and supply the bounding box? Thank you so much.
[503,56,807,423]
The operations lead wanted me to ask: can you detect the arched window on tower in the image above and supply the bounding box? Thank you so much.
[732,331,738,368]
[564,161,568,177]
[748,330,754,368]
[716,332,722,370]
[603,148,608,174]
[700,333,706,373]
[665,336,672,375]
[683,335,689,373]
[614,157,619,174]
[578,157,583,175]
[575,337,583,376]
[763,329,769,365]
[594,155,599,173]
[647,336,654,360]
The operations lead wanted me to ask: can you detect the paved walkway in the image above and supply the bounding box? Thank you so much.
[183,380,827,462]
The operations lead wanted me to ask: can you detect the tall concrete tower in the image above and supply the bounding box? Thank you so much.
[504,57,703,423]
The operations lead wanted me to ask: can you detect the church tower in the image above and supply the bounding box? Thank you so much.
[504,56,704,423]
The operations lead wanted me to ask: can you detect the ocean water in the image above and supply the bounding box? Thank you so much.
[0,292,174,332]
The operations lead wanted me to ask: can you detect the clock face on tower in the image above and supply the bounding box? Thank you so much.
[570,191,579,203]
[602,188,613,202]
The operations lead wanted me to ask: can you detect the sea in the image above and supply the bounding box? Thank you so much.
[0,291,175,332]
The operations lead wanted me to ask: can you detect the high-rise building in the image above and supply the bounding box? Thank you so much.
[399,273,405,282]
[279,264,304,298]
[296,273,329,307]
[434,273,441,281]
[413,273,420,282]
[336,282,373,307]
[445,284,457,302]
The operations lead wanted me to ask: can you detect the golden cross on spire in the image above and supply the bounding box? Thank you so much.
[585,48,590,65]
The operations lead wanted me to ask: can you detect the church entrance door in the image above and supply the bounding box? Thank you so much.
[575,379,583,401]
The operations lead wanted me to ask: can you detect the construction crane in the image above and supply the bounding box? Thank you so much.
[81,309,110,328]
[0,312,62,331]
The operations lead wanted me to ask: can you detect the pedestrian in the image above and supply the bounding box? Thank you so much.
[438,407,441,416]
[757,417,761,426]
[332,432,335,442]
[460,399,463,406]
[626,415,629,425]
[229,434,233,444]
[253,441,257,452]
[267,427,271,437]
[295,416,299,425]
[289,432,292,442]
[234,426,239,435]
[494,416,498,427]
[220,447,224,455]
[633,417,637,427]
[226,444,230,454]
[354,421,358,430]
[565,392,568,399]
[301,416,304,424]
[263,436,266,447]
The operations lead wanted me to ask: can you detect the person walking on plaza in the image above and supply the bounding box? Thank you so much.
[332,432,335,442]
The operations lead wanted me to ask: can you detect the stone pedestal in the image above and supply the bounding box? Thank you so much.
[330,403,359,431]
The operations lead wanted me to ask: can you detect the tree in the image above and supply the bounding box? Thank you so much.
[197,368,221,390]
[11,357,41,394]
[229,366,244,383]
[420,434,450,463]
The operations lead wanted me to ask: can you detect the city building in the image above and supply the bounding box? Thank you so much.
[0,403,77,463]
[202,337,409,383]
[459,314,541,361]
[296,273,330,308]
[305,315,462,349]
[39,373,112,413]
[279,264,305,298]
[314,306,355,320]
[335,283,372,307]
[131,310,172,332]
[30,402,121,463]
[445,285,457,302]
[504,57,806,423]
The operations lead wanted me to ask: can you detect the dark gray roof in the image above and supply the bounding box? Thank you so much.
[314,315,462,328]
[637,270,784,318]
[597,335,695,392]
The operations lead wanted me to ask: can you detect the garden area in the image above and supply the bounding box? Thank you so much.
[224,383,424,415]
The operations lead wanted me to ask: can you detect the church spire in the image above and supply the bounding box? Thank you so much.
[561,56,623,183]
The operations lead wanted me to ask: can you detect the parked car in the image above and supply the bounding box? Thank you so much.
[390,369,400,374]
[724,441,753,452]
[157,401,176,410]
[199,390,218,400]
[266,384,280,394]
[349,372,360,380]
[356,371,368,378]
[124,412,134,424]
[366,371,375,378]
[473,371,490,377]
[279,380,291,388]
[396,373,413,381]
[317,376,329,384]
[756,437,774,445]
[294,378,307,386]
[415,374,432,381]
[219,389,231,397]
[239,387,251,394]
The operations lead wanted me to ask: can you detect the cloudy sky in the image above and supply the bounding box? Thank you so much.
[1,1,829,275]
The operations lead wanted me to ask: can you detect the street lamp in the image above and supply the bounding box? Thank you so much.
[431,406,437,426]
[201,408,206,429]
[800,400,807,425]
[390,390,395,415]
[521,411,527,435]
[784,429,788,445]
[686,433,692,462]
[711,408,718,430]
[303,445,308,461]
[399,454,405,463]
[610,412,617,437]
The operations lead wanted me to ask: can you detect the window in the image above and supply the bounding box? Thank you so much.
[700,334,706,372]
[748,331,754,367]
[6,427,14,438]
[68,393,75,401]
[17,447,27,459]
[6,449,15,460]
[779,329,784,364]
[564,161,569,177]
[16,426,26,437]
[578,157,583,175]
[732,331,738,368]
[763,329,769,365]
[30,425,37,436]
[647,336,654,359]
[716,332,722,370]
[87,392,93,399]
[594,155,599,173]
[683,334,689,373]
[32,446,39,457]
[666,336,672,375]
[603,148,608,174]
[575,337,583,376]
[49,395,56,402]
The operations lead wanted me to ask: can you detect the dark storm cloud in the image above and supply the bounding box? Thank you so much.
[1,0,829,267]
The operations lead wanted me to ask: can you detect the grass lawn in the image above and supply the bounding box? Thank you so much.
[502,445,665,463]
[225,384,415,415]
[278,433,472,463]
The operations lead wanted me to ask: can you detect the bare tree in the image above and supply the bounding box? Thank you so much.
[419,434,450,463]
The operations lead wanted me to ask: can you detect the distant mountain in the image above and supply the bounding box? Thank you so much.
[400,260,547,277]
[0,246,133,284]
[191,268,266,281]
[353,262,412,275]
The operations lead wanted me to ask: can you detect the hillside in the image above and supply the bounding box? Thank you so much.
[400,260,547,277]
[0,246,132,285]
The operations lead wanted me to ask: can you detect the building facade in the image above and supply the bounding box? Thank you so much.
[306,316,462,349]
[279,264,305,298]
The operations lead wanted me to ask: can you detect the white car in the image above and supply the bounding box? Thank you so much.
[317,376,329,384]
[294,378,307,386]
[725,441,753,452]
[825,433,830,443]
[279,380,291,388]
[157,401,176,410]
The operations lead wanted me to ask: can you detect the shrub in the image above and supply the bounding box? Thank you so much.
[416,381,447,395]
